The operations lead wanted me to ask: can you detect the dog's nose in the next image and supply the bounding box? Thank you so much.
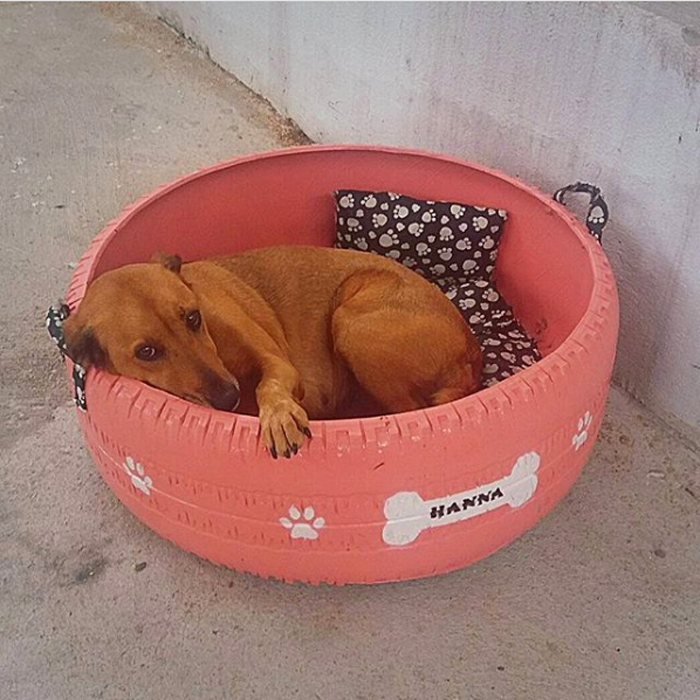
[208,381,240,412]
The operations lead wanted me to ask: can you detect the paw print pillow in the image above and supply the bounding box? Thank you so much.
[334,188,541,388]
[334,190,507,286]
[446,282,542,387]
[479,325,541,387]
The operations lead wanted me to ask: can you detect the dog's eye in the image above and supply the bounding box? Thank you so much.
[185,310,202,331]
[135,344,161,362]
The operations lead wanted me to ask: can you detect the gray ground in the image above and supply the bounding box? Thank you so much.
[1,4,698,700]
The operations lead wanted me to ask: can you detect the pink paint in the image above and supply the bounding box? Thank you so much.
[64,145,619,584]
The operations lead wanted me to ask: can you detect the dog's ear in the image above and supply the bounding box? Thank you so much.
[63,316,108,369]
[151,252,182,274]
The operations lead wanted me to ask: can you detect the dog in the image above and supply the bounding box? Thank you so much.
[63,246,482,458]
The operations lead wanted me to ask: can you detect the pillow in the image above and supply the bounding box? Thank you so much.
[334,189,541,388]
[446,282,541,386]
[444,278,514,329]
[479,325,540,386]
[335,190,507,286]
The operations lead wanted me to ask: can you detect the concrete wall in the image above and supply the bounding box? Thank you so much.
[146,1,700,436]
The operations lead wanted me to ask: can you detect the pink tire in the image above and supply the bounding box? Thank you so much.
[64,145,619,584]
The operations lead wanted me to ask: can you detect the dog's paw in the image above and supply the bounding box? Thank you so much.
[259,399,311,459]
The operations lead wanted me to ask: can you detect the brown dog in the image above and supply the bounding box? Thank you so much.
[64,246,482,458]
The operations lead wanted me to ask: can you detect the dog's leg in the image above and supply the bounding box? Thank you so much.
[255,355,311,458]
[195,292,310,459]
[332,270,481,414]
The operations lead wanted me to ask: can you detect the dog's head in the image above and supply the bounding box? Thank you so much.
[63,254,240,411]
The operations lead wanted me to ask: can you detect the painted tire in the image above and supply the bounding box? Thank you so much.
[64,145,619,584]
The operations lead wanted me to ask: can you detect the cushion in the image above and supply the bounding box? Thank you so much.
[445,282,540,385]
[334,190,507,286]
[334,189,541,388]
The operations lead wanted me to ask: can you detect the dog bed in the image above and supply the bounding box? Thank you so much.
[49,146,619,584]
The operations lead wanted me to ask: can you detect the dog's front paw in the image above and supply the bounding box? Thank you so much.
[259,399,311,459]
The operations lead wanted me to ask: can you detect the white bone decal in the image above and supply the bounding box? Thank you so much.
[382,452,540,546]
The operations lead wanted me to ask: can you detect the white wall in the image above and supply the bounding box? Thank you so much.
[146,1,700,436]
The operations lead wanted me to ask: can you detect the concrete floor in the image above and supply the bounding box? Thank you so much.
[1,4,698,699]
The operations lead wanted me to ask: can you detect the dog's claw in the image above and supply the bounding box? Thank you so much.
[303,427,312,439]
[260,399,309,460]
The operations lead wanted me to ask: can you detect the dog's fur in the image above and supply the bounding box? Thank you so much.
[64,246,482,457]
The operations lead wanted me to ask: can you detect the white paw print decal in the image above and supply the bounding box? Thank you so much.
[124,456,153,496]
[573,411,593,451]
[588,205,605,225]
[458,297,476,310]
[346,217,361,232]
[393,204,410,219]
[407,222,424,236]
[372,212,388,227]
[355,237,368,250]
[416,242,431,256]
[439,227,454,241]
[455,238,472,251]
[473,216,489,231]
[280,506,326,540]
[379,231,399,248]
[403,256,417,268]
[437,247,453,261]
[450,204,466,218]
[430,264,446,276]
[338,194,354,209]
[480,235,495,250]
[421,209,437,223]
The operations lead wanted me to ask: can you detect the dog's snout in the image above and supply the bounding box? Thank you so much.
[207,379,240,412]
